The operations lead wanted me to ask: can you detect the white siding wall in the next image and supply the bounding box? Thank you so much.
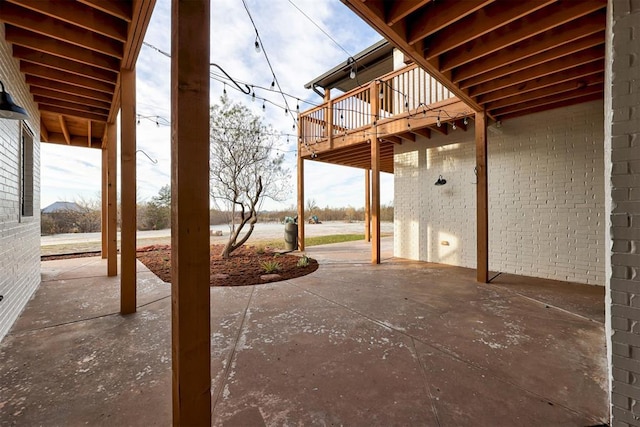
[395,100,605,285]
[0,24,41,341]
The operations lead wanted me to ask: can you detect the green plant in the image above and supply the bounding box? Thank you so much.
[260,260,281,273]
[273,252,281,258]
[297,255,310,268]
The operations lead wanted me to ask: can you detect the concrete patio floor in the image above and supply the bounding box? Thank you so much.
[0,238,608,426]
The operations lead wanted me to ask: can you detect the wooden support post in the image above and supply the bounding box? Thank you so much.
[120,67,137,314]
[370,82,381,264]
[171,1,211,425]
[297,124,305,251]
[365,169,371,242]
[106,122,117,277]
[101,147,107,259]
[476,111,489,283]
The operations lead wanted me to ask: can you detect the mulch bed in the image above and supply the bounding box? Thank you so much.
[136,244,319,286]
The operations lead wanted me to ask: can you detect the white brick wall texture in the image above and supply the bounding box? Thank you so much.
[607,0,640,425]
[395,100,605,285]
[0,24,41,342]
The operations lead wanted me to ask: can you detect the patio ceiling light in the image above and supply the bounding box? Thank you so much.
[0,81,28,121]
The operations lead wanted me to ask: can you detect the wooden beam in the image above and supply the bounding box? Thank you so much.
[20,62,116,93]
[45,132,102,148]
[485,76,604,111]
[477,62,603,104]
[381,135,402,144]
[370,81,381,264]
[439,1,606,72]
[407,0,492,45]
[451,14,605,83]
[7,0,128,42]
[476,111,488,283]
[26,75,113,102]
[77,0,133,22]
[430,123,448,135]
[365,169,371,242]
[40,118,49,142]
[425,0,553,59]
[120,67,137,315]
[386,0,430,25]
[87,120,92,147]
[30,86,112,110]
[467,47,604,97]
[171,1,211,425]
[14,46,119,84]
[38,106,109,123]
[491,85,603,117]
[411,127,431,139]
[58,115,71,145]
[396,132,416,142]
[101,148,108,259]
[34,96,110,115]
[497,92,603,121]
[0,2,124,58]
[458,34,605,89]
[297,147,305,251]
[107,122,117,277]
[5,26,121,72]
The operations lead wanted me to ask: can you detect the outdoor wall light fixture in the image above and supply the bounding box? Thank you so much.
[434,175,447,186]
[0,81,29,120]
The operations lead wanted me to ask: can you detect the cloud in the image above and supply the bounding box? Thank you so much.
[40,0,393,210]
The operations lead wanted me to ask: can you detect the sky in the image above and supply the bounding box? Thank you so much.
[39,0,394,211]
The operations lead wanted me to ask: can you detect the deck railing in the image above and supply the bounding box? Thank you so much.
[299,64,455,146]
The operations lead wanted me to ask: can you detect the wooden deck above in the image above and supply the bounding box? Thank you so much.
[299,64,473,173]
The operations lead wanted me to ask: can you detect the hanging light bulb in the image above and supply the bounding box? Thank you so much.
[436,115,441,127]
[271,80,275,89]
[284,108,288,116]
[379,86,384,99]
[296,101,300,112]
[251,90,255,102]
[254,36,260,53]
[262,101,266,112]
[223,83,227,95]
[349,67,356,79]
[452,122,457,130]
[463,117,468,125]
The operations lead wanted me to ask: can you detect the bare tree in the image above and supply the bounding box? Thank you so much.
[209,96,290,258]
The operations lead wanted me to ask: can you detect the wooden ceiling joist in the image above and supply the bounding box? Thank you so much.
[7,0,128,42]
[5,26,121,72]
[26,76,113,102]
[342,0,606,121]
[0,3,124,58]
[1,0,154,147]
[13,46,119,84]
[20,62,115,93]
[411,127,431,139]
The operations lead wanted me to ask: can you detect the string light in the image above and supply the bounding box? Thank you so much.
[254,36,261,53]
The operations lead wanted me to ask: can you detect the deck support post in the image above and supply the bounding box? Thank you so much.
[106,122,117,277]
[370,81,381,264]
[170,0,212,424]
[365,169,371,242]
[476,111,489,283]
[101,148,108,259]
[297,139,305,251]
[120,67,137,314]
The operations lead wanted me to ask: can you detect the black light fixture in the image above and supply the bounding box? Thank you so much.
[434,175,447,186]
[0,80,28,120]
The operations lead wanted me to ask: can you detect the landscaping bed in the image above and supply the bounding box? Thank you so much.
[137,244,318,286]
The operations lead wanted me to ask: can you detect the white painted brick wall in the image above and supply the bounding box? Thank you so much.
[0,24,41,342]
[395,100,605,285]
[607,0,640,425]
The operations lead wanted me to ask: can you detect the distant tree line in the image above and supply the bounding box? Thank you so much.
[41,191,393,236]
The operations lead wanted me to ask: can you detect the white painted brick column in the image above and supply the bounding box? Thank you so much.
[607,0,640,425]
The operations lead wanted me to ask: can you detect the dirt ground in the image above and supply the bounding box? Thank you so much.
[136,244,319,286]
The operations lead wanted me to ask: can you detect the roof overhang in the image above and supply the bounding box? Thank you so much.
[0,0,156,148]
[304,39,394,94]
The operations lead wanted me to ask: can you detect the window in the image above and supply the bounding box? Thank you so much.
[20,123,34,218]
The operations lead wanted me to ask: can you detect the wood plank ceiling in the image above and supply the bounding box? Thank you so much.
[341,0,606,122]
[0,0,155,148]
